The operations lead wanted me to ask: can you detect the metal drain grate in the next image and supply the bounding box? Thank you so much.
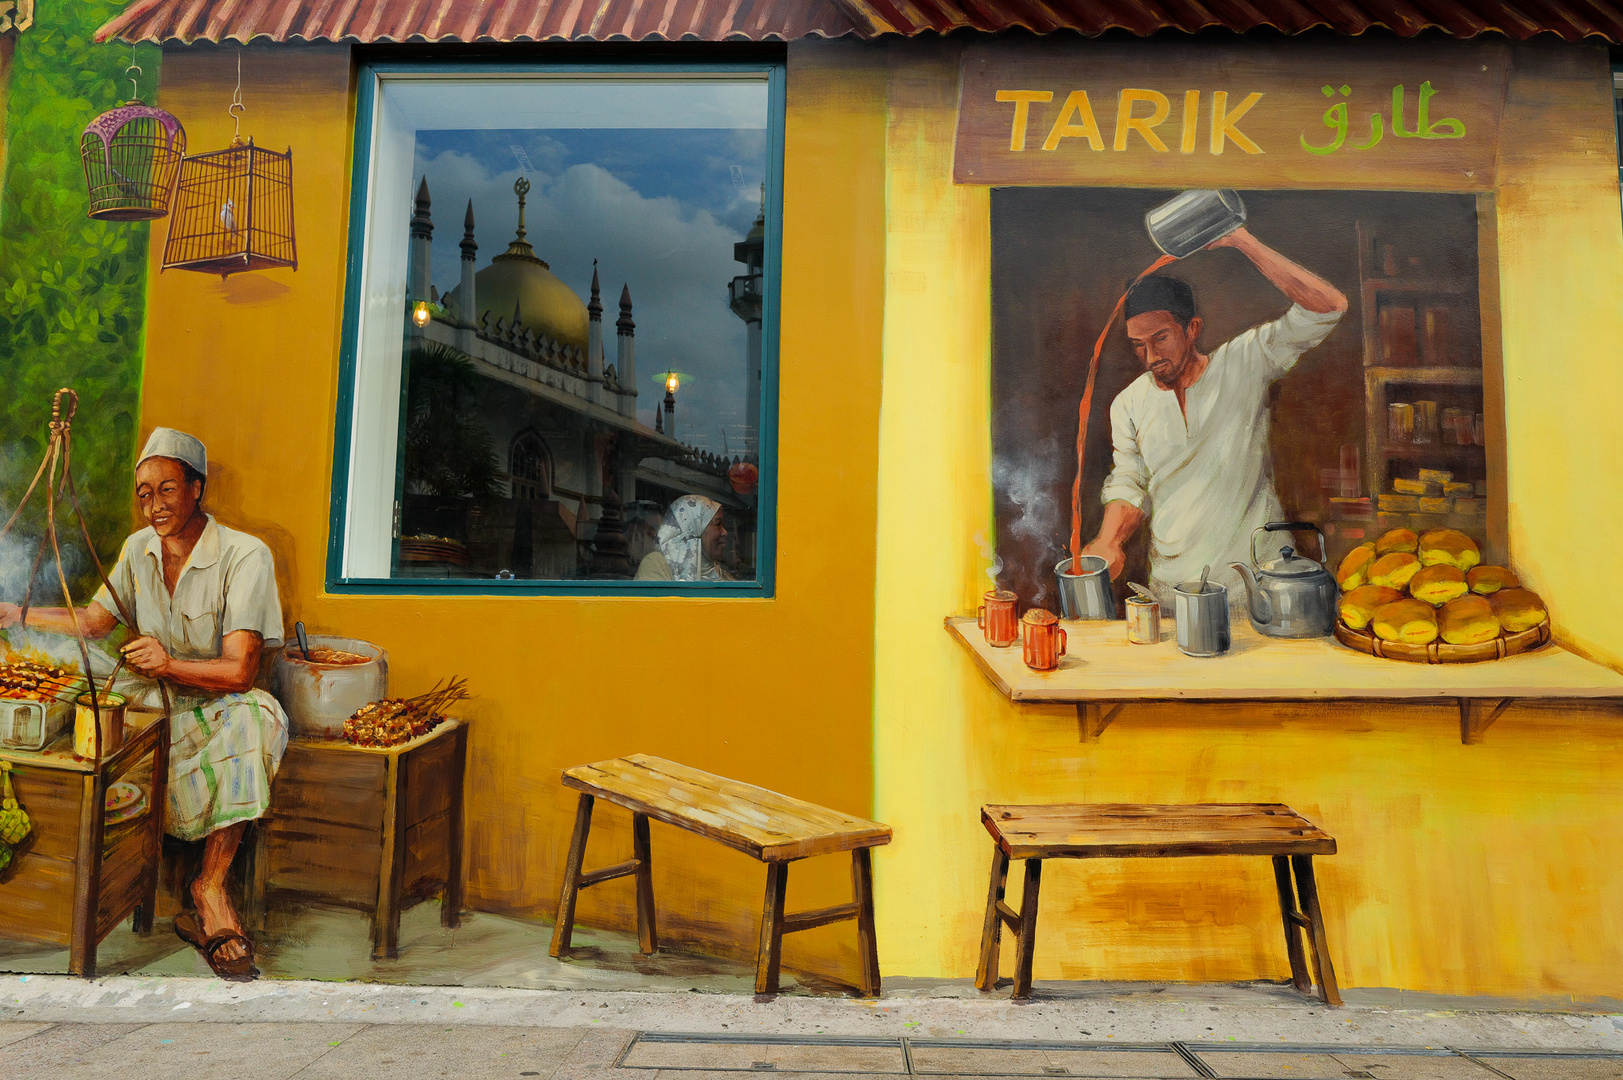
[613,1033,1623,1078]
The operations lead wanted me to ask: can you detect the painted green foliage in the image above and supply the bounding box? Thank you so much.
[0,6,158,593]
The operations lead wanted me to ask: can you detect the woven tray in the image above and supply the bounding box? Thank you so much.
[1333,618,1551,663]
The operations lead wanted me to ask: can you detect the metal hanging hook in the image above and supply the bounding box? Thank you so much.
[125,47,142,101]
[228,47,245,143]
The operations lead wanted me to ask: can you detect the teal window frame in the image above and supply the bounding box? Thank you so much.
[326,57,785,597]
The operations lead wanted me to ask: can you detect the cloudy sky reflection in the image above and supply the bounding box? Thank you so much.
[412,125,768,452]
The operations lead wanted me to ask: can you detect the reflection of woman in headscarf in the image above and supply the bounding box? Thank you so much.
[633,495,734,582]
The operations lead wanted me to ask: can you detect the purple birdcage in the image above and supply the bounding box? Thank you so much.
[80,99,186,221]
[161,137,297,277]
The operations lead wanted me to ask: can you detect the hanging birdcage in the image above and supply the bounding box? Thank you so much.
[79,63,186,221]
[161,137,296,276]
[160,50,296,278]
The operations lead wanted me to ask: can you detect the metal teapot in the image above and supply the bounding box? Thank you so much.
[1231,522,1338,639]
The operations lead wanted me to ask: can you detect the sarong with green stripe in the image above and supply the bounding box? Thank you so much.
[165,689,289,841]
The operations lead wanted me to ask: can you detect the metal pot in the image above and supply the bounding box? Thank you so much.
[272,635,388,740]
[1145,189,1247,259]
[1231,522,1338,639]
[1055,555,1114,620]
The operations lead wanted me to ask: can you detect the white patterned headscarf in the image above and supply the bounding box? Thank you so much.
[657,495,723,581]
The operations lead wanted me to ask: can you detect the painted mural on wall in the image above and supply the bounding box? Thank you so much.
[967,38,1540,662]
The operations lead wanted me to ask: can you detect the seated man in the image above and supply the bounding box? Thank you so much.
[0,427,286,981]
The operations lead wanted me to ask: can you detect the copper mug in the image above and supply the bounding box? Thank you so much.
[1021,609,1067,671]
[978,589,1018,647]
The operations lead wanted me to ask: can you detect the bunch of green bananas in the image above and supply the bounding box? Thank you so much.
[0,762,31,870]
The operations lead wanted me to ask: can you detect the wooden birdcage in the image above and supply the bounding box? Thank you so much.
[161,137,296,277]
[80,101,186,221]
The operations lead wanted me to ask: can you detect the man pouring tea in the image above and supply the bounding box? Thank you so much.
[1079,227,1348,609]
[0,428,286,980]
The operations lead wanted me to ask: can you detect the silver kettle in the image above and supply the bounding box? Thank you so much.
[1231,522,1338,638]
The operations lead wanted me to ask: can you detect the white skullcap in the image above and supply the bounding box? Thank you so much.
[137,427,207,478]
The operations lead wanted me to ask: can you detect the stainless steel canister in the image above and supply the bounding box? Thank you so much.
[1125,596,1160,644]
[1174,582,1230,657]
[1055,556,1115,620]
[1145,189,1247,259]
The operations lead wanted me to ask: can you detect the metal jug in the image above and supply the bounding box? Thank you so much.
[1145,189,1247,259]
[1055,555,1114,620]
[1231,522,1338,639]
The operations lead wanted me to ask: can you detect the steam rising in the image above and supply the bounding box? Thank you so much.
[993,439,1066,606]
[0,499,116,674]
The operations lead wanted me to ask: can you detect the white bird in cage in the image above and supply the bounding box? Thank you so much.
[219,198,237,232]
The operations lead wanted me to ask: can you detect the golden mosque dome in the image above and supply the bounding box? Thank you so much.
[447,179,589,352]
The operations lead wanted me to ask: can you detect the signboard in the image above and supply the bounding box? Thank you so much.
[955,39,1510,190]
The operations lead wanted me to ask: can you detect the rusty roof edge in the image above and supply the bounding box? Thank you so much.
[92,2,1623,43]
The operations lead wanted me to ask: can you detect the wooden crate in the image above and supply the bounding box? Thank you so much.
[246,720,467,959]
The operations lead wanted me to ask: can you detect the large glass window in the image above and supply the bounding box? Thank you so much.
[333,64,781,592]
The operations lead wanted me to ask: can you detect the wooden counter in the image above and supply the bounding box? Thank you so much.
[945,617,1623,743]
[0,708,170,976]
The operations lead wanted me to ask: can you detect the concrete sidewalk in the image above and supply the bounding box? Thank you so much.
[0,976,1621,1078]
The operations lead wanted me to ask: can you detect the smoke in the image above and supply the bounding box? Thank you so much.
[0,501,116,675]
[993,438,1070,609]
[971,531,1004,591]
[993,440,1066,549]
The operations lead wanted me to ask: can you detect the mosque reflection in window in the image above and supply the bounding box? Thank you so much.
[388,83,768,584]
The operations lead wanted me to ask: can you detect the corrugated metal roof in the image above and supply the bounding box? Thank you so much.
[94,0,1623,43]
[94,0,860,44]
[829,0,1623,41]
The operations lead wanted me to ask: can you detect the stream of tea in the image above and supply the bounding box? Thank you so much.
[1068,254,1179,566]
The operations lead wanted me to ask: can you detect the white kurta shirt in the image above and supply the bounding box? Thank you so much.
[1101,304,1344,606]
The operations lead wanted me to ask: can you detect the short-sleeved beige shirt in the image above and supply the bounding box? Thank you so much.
[93,515,284,659]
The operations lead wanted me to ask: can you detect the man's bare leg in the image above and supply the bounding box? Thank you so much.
[190,821,250,964]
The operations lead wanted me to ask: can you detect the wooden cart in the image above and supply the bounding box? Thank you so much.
[0,707,170,976]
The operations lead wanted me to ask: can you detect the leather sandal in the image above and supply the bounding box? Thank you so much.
[173,910,207,950]
[200,930,258,982]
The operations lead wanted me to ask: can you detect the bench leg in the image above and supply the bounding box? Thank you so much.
[1011,858,1043,1001]
[755,861,789,996]
[1291,855,1342,1008]
[851,848,880,998]
[550,793,595,958]
[632,812,658,955]
[1272,855,1311,994]
[975,844,1011,992]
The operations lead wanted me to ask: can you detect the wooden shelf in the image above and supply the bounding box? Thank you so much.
[1381,443,1485,460]
[1362,279,1475,296]
[945,616,1623,744]
[1367,366,1484,385]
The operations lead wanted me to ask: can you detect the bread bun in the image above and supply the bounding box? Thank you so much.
[1439,595,1500,645]
[1409,565,1469,607]
[1375,528,1419,556]
[1368,551,1422,590]
[1372,598,1439,644]
[1339,585,1404,630]
[1491,588,1548,633]
[1467,565,1519,596]
[1336,543,1377,591]
[1418,528,1481,571]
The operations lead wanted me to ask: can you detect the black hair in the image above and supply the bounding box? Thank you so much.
[181,463,206,499]
[1124,275,1197,325]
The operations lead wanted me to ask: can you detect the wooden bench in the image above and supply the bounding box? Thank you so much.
[976,803,1341,1005]
[551,754,892,997]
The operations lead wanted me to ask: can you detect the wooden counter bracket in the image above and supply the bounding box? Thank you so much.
[1459,697,1514,744]
[1078,703,1126,741]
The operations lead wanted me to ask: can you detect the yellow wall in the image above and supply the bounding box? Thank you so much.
[871,38,1623,1000]
[140,41,889,981]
